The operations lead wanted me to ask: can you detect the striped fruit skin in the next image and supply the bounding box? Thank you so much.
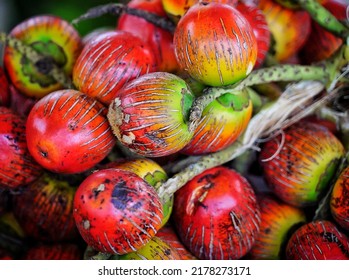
[107,72,194,157]
[330,166,349,231]
[73,168,163,255]
[117,0,179,73]
[260,121,345,207]
[117,236,182,260]
[258,0,311,62]
[4,15,82,99]
[13,173,78,242]
[172,166,261,260]
[73,31,157,106]
[174,2,257,87]
[286,220,349,260]
[0,67,10,107]
[24,243,82,260]
[26,89,116,174]
[0,107,42,189]
[104,158,173,227]
[156,224,197,260]
[181,89,252,155]
[248,194,306,260]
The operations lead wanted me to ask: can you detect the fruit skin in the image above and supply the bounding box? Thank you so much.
[104,158,173,227]
[73,31,157,106]
[181,88,253,155]
[330,166,349,231]
[0,67,10,107]
[286,220,349,260]
[174,2,257,87]
[4,15,82,99]
[258,0,311,62]
[248,194,306,260]
[115,236,182,260]
[260,121,345,207]
[26,89,116,174]
[172,166,261,260]
[107,72,194,157]
[12,173,78,242]
[0,106,43,189]
[73,168,163,255]
[24,243,82,260]
[117,0,179,73]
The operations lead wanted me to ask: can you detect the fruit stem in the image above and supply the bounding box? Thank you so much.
[72,3,176,33]
[0,32,73,89]
[158,81,330,204]
[188,43,349,131]
[297,0,349,40]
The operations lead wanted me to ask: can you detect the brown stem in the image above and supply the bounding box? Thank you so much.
[72,3,176,33]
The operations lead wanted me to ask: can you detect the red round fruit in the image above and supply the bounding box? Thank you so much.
[172,166,261,259]
[286,220,349,260]
[0,106,42,189]
[26,89,116,174]
[73,168,163,255]
[73,31,157,106]
[174,2,257,86]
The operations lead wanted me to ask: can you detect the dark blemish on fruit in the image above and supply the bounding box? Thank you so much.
[111,180,132,210]
[322,231,349,258]
[130,201,143,212]
[164,248,171,256]
[197,170,221,184]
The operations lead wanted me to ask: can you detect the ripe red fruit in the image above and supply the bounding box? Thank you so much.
[286,220,349,260]
[0,107,42,189]
[73,31,157,106]
[259,121,344,207]
[26,89,116,174]
[107,72,194,157]
[330,166,349,231]
[73,168,163,255]
[172,166,261,259]
[0,67,10,107]
[174,2,257,86]
[117,0,179,73]
[4,15,82,99]
[12,173,78,242]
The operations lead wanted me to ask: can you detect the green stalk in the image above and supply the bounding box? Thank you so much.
[297,0,349,40]
[189,43,349,131]
[0,32,72,89]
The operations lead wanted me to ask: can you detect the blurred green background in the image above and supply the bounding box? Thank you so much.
[0,0,127,65]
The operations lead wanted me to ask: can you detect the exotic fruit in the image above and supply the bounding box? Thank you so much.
[330,166,349,231]
[0,106,42,189]
[172,166,261,260]
[26,89,116,174]
[259,120,344,207]
[4,15,82,99]
[174,1,257,86]
[73,168,163,255]
[286,220,349,260]
[73,31,157,106]
[107,72,194,157]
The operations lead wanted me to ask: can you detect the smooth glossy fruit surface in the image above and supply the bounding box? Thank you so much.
[26,89,116,174]
[4,15,82,98]
[107,72,194,157]
[173,166,261,259]
[174,2,257,86]
[73,168,163,255]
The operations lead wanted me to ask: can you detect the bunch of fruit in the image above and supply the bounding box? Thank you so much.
[0,0,349,260]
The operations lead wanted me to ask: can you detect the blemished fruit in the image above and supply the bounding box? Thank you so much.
[172,166,261,260]
[0,106,43,189]
[26,89,116,174]
[4,15,82,99]
[174,1,257,86]
[259,120,345,207]
[330,166,349,231]
[73,30,157,106]
[286,220,349,260]
[73,168,163,255]
[107,71,194,157]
